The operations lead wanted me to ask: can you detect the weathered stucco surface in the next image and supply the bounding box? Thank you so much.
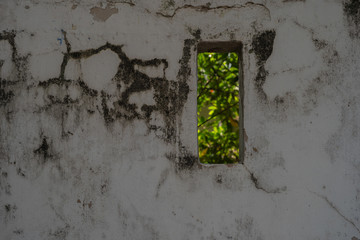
[1,0,360,239]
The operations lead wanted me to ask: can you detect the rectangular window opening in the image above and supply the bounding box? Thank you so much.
[197,42,244,164]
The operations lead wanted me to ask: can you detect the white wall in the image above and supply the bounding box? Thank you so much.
[1,0,360,239]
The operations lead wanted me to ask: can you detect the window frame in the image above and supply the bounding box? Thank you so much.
[196,41,244,165]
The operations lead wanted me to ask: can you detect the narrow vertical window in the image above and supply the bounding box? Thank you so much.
[197,42,243,164]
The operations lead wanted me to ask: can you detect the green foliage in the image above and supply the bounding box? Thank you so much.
[197,52,239,164]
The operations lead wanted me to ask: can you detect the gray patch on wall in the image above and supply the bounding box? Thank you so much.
[90,5,119,22]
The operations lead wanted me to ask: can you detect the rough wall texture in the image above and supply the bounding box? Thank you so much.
[1,0,360,239]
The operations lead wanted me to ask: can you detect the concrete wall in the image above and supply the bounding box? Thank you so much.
[1,0,360,239]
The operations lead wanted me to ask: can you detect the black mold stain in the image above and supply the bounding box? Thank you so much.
[0,170,11,195]
[167,143,197,171]
[0,82,14,106]
[274,95,285,105]
[0,30,29,82]
[100,91,114,124]
[313,38,328,50]
[251,30,276,101]
[78,80,98,97]
[167,30,200,171]
[176,150,196,171]
[0,31,17,62]
[13,229,24,235]
[49,225,70,240]
[252,30,276,65]
[38,30,199,147]
[4,203,17,222]
[344,0,360,24]
[38,35,182,143]
[38,78,72,88]
[16,168,26,177]
[344,0,360,38]
[0,31,28,107]
[215,174,223,184]
[5,204,11,212]
[234,215,264,240]
[101,182,108,195]
[34,137,52,161]
[0,28,202,172]
[48,95,78,105]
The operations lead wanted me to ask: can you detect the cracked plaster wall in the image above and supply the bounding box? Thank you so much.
[1,0,360,239]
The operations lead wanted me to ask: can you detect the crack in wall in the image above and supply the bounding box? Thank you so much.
[156,2,270,18]
[242,163,284,194]
[292,20,329,51]
[155,168,169,198]
[283,0,305,2]
[310,191,360,234]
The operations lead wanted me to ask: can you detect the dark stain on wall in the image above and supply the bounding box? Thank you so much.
[39,34,183,143]
[48,95,79,105]
[0,81,14,106]
[166,142,198,172]
[34,137,52,161]
[13,229,24,235]
[344,0,360,24]
[4,203,17,223]
[49,225,70,240]
[0,31,16,107]
[0,30,29,80]
[313,38,328,50]
[16,167,26,177]
[215,174,223,184]
[1,27,201,183]
[252,30,276,66]
[171,30,201,171]
[100,179,109,195]
[0,169,11,195]
[5,204,11,212]
[0,30,29,115]
[100,90,114,124]
[251,30,276,102]
[254,66,268,101]
[35,30,201,171]
[343,0,360,38]
[78,80,98,97]
[0,31,17,62]
[177,144,197,171]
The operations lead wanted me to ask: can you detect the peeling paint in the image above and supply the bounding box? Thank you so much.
[156,2,270,18]
[90,5,119,22]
